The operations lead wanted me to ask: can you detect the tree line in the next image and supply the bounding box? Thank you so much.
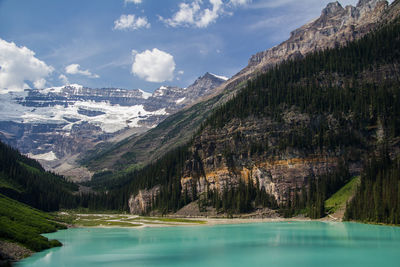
[345,150,400,224]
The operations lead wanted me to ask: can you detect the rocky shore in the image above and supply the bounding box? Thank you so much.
[0,241,33,266]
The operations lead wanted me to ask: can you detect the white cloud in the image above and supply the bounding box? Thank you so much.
[125,0,142,4]
[59,74,69,84]
[34,79,47,89]
[161,0,251,28]
[113,14,150,31]
[229,0,251,6]
[0,38,53,92]
[162,0,226,28]
[178,70,184,75]
[65,64,99,78]
[132,48,175,82]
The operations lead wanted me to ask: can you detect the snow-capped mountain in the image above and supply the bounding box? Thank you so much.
[0,73,227,179]
[5,84,166,133]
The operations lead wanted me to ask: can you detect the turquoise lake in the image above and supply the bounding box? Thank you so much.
[18,222,400,267]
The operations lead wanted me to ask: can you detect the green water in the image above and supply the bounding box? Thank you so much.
[18,222,400,267]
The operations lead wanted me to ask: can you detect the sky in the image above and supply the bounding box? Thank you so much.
[0,0,391,93]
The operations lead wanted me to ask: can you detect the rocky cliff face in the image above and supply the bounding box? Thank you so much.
[128,186,160,214]
[179,112,364,205]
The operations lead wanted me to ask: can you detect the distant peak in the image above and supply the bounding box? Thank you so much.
[322,1,344,16]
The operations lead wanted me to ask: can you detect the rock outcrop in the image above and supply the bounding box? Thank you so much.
[182,158,340,204]
[128,186,160,214]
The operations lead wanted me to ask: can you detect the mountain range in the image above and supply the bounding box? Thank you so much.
[0,72,227,180]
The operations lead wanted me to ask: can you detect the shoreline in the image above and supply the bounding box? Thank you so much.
[69,213,337,229]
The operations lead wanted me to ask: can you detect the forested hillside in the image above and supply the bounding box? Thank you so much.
[0,141,78,211]
[0,194,64,252]
[345,150,400,224]
[91,13,400,223]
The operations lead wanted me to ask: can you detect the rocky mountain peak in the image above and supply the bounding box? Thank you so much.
[202,72,216,79]
[322,1,344,17]
[147,72,227,110]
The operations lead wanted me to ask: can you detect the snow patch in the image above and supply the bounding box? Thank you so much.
[40,84,83,94]
[27,151,58,161]
[153,86,168,97]
[139,89,152,99]
[0,92,168,133]
[176,97,186,104]
[210,73,229,81]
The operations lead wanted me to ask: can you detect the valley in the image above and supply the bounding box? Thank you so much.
[1,0,400,265]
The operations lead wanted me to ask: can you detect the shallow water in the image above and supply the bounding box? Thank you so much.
[18,222,400,267]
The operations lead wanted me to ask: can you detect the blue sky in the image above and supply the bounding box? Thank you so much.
[0,0,378,92]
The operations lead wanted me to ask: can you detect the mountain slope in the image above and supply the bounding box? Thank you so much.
[240,0,388,78]
[217,0,389,97]
[177,10,400,215]
[117,0,400,217]
[0,141,78,211]
[0,194,64,256]
[84,0,392,179]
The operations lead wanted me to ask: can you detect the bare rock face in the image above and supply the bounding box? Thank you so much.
[181,123,340,205]
[128,186,160,214]
[179,107,365,205]
[182,158,338,204]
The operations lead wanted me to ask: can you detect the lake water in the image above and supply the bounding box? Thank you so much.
[18,222,400,267]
